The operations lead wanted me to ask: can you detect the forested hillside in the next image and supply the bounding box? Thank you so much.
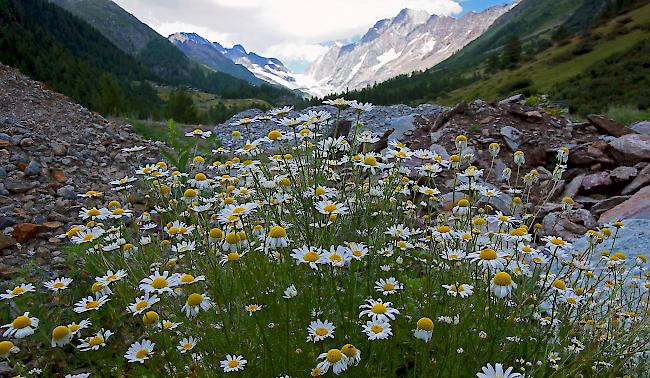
[336,0,650,116]
[0,0,296,121]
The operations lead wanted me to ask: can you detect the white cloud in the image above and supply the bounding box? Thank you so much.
[114,0,464,70]
[263,43,330,64]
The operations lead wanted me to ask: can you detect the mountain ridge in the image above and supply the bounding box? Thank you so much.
[304,4,512,95]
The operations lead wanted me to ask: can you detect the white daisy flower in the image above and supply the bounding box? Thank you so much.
[2,312,39,338]
[306,319,335,343]
[124,339,155,363]
[221,354,247,372]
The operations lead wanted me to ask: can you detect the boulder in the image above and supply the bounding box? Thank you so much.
[610,166,637,183]
[630,120,650,135]
[0,234,17,249]
[590,196,631,217]
[50,170,68,183]
[600,186,650,223]
[572,219,650,260]
[4,178,35,194]
[428,144,450,160]
[542,209,597,241]
[498,94,524,106]
[12,223,42,243]
[500,125,523,151]
[561,173,585,199]
[610,134,650,165]
[622,164,650,195]
[587,115,637,137]
[581,172,612,192]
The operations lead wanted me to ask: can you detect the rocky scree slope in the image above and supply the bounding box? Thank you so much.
[0,63,163,279]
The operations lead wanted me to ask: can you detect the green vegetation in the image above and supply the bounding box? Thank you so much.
[0,0,299,127]
[0,0,163,118]
[338,0,650,117]
[605,105,650,126]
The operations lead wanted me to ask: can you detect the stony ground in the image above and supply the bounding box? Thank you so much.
[0,64,163,280]
[2,62,650,280]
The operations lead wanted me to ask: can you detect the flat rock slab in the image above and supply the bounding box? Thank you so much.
[600,186,650,223]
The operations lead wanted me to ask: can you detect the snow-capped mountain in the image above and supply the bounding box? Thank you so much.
[169,32,264,85]
[169,32,306,92]
[305,5,513,95]
[220,44,302,91]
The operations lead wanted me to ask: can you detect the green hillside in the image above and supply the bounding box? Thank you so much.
[49,0,294,103]
[339,0,650,116]
[0,0,163,118]
[443,3,650,112]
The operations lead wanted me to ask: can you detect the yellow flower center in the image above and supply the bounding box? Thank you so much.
[52,326,70,340]
[268,226,287,239]
[0,341,14,355]
[68,324,80,332]
[437,225,451,233]
[552,280,566,290]
[417,317,434,331]
[82,234,95,242]
[10,287,25,296]
[85,300,99,309]
[370,324,384,334]
[268,130,282,140]
[493,272,513,286]
[143,311,159,325]
[371,303,387,314]
[225,232,239,245]
[135,301,149,311]
[566,297,577,305]
[323,204,337,213]
[363,156,378,166]
[326,349,343,363]
[383,283,395,291]
[330,254,342,263]
[182,342,193,350]
[89,336,104,346]
[195,173,207,181]
[315,187,326,196]
[315,327,328,336]
[151,277,168,289]
[303,251,319,262]
[87,208,101,217]
[135,349,149,359]
[187,293,203,307]
[181,274,195,283]
[52,282,65,289]
[550,238,565,246]
[228,360,240,368]
[480,249,497,260]
[12,316,31,329]
[342,344,357,358]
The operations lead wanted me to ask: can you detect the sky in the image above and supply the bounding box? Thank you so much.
[113,0,514,72]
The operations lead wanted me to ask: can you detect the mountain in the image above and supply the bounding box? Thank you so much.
[0,0,163,118]
[220,44,303,92]
[48,0,296,102]
[305,6,511,95]
[340,0,649,113]
[169,32,305,93]
[168,33,263,85]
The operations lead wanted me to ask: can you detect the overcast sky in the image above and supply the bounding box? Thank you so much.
[113,0,513,72]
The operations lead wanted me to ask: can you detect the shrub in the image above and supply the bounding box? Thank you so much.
[1,100,647,377]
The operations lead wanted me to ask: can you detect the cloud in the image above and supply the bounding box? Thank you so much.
[114,0,464,70]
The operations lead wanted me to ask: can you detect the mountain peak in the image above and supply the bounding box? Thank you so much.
[393,8,429,25]
[168,32,212,46]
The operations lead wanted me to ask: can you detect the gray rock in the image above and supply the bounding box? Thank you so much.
[0,167,6,178]
[610,134,650,165]
[542,209,597,241]
[630,120,650,135]
[0,217,16,229]
[24,159,41,177]
[622,164,650,195]
[591,196,632,217]
[498,94,524,106]
[610,166,637,183]
[0,183,8,196]
[500,125,523,151]
[562,173,585,199]
[572,219,650,260]
[428,144,450,160]
[4,178,35,193]
[56,185,76,200]
[581,172,612,192]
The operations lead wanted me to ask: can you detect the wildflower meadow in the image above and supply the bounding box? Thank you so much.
[1,99,648,377]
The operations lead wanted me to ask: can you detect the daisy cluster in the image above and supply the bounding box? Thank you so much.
[1,98,648,377]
